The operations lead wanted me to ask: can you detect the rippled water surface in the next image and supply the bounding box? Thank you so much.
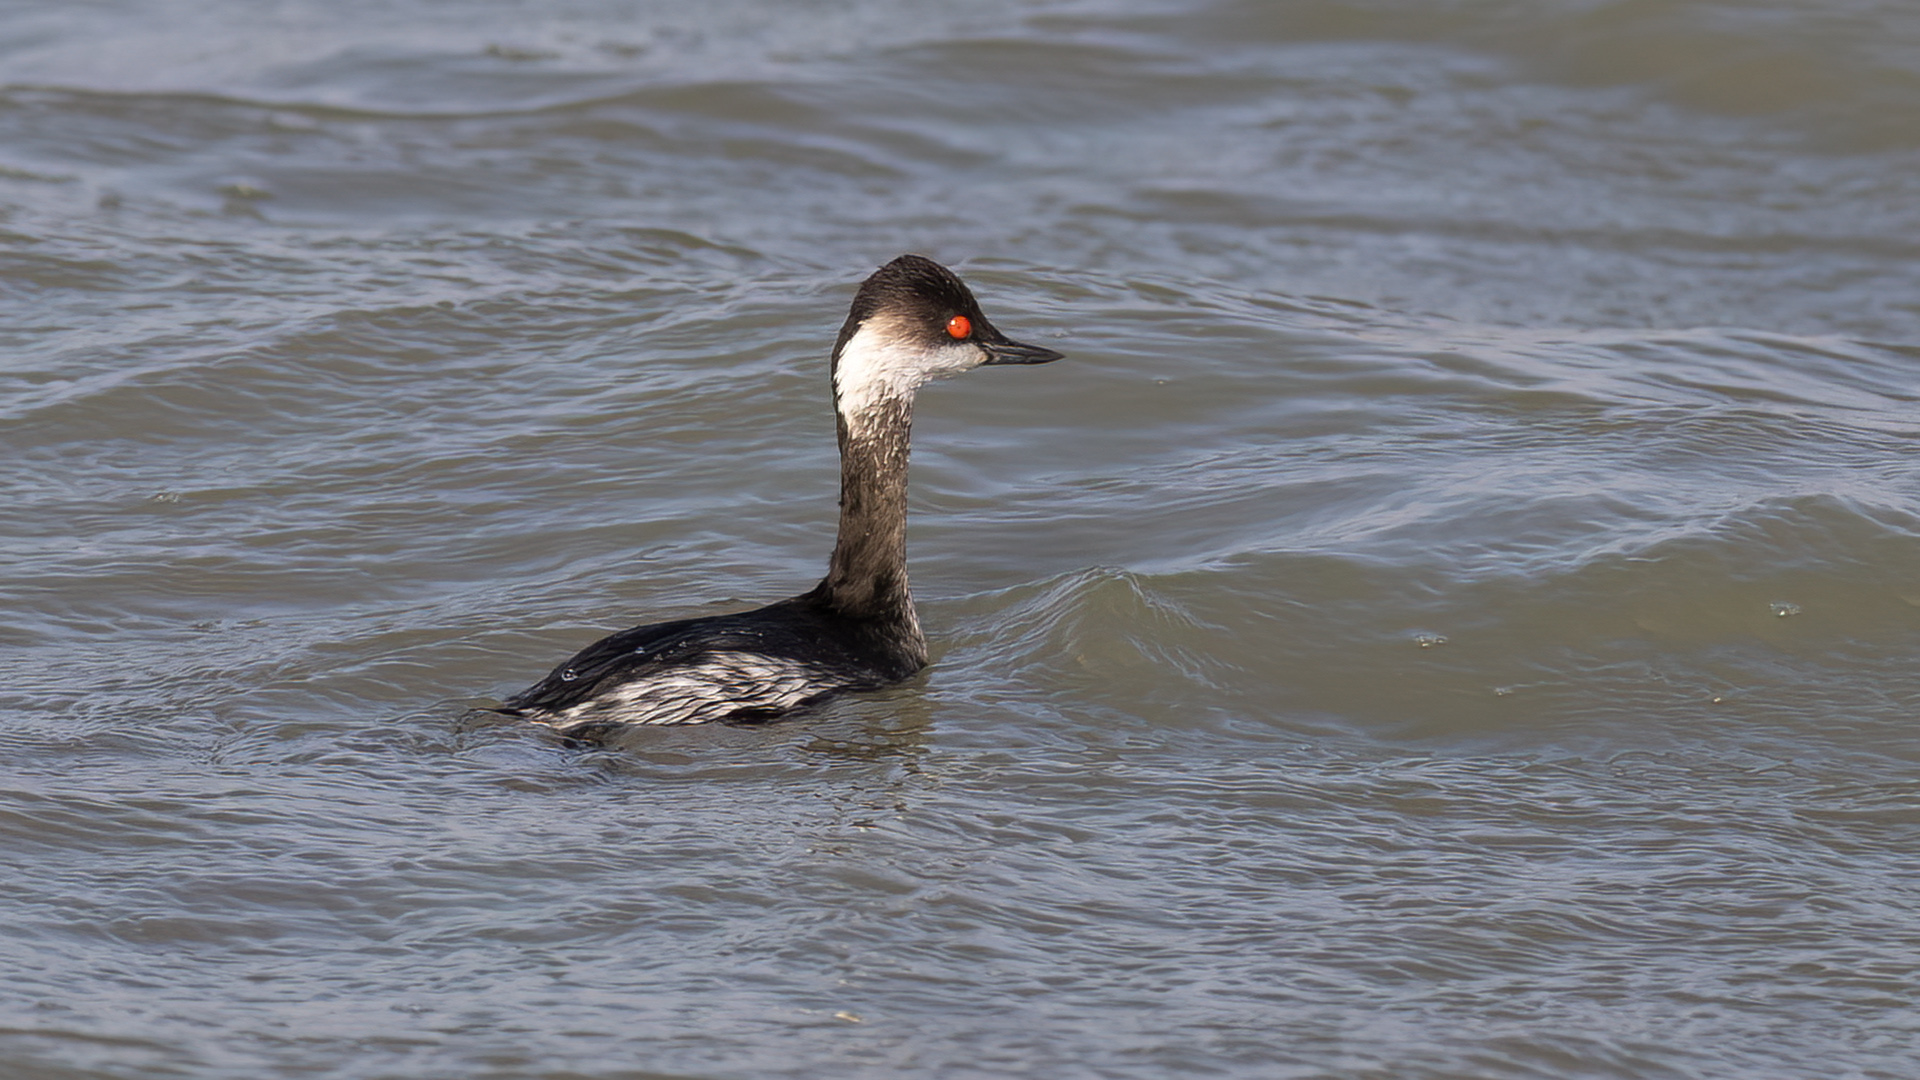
[6,1,1920,1077]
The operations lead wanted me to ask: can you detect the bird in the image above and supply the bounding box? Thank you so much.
[499,254,1062,739]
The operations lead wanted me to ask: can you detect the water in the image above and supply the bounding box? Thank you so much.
[5,1,1919,1077]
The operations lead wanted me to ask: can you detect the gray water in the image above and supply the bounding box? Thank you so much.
[5,1,1920,1077]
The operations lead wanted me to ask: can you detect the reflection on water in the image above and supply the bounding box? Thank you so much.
[4,0,1920,1077]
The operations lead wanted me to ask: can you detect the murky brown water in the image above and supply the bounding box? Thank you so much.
[5,2,1919,1077]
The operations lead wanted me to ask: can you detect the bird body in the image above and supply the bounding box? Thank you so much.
[502,254,1061,738]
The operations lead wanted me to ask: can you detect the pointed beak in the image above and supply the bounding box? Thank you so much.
[979,334,1064,366]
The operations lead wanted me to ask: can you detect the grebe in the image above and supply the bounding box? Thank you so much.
[501,254,1062,737]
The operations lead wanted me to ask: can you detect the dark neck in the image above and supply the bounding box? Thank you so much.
[820,396,919,630]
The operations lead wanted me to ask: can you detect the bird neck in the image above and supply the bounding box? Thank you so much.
[821,394,921,635]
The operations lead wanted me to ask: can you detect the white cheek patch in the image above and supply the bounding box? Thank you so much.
[833,318,983,430]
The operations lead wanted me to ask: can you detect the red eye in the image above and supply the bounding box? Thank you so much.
[946,314,971,340]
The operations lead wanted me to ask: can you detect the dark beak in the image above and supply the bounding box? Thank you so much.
[979,334,1064,366]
